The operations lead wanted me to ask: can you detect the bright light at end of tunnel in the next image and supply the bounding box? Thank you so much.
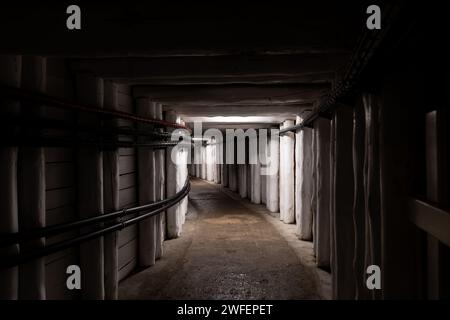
[209,116,266,123]
[185,116,281,123]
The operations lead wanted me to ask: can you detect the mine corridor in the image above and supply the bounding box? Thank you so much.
[0,2,449,301]
[120,178,320,300]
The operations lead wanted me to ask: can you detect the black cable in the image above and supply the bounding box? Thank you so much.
[0,180,190,270]
[0,179,190,247]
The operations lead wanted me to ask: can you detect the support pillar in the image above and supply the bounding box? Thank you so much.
[103,81,119,299]
[251,160,261,204]
[201,145,206,180]
[206,143,213,181]
[260,129,268,205]
[18,56,46,299]
[0,55,21,300]
[295,123,313,240]
[352,98,369,299]
[222,163,228,187]
[228,164,237,192]
[312,127,318,256]
[247,163,252,198]
[166,111,182,238]
[362,93,382,300]
[76,73,105,299]
[266,131,279,213]
[214,142,221,184]
[238,164,247,198]
[331,106,355,299]
[178,119,188,225]
[194,141,201,179]
[221,141,228,187]
[279,120,295,223]
[315,117,331,268]
[137,98,157,267]
[155,103,165,255]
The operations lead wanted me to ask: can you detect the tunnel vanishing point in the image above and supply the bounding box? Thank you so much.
[0,2,449,300]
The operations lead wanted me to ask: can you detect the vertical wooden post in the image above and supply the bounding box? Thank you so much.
[352,98,368,299]
[155,103,166,255]
[362,93,382,300]
[239,164,247,198]
[221,140,228,187]
[279,120,295,224]
[166,111,182,238]
[425,110,449,299]
[266,130,280,214]
[296,125,313,240]
[18,56,47,299]
[251,147,261,204]
[0,55,21,300]
[331,106,355,299]
[103,81,119,299]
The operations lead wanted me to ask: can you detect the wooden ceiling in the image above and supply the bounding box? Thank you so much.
[0,1,373,125]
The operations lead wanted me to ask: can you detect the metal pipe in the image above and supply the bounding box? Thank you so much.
[0,180,190,269]
[279,4,400,136]
[0,179,190,247]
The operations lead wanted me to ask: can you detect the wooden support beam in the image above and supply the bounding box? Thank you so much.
[133,84,329,105]
[409,199,450,247]
[71,55,346,84]
[424,110,449,299]
[118,72,335,86]
[168,105,309,118]
[0,3,362,56]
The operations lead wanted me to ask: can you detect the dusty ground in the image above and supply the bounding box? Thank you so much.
[119,178,323,300]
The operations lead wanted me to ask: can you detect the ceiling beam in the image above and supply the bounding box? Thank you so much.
[187,123,281,130]
[133,84,329,105]
[69,54,347,83]
[165,105,311,118]
[113,72,336,85]
[0,2,364,56]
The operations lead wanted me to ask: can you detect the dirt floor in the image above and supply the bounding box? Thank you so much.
[119,177,322,300]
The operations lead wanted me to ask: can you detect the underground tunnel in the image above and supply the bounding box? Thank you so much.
[0,1,449,307]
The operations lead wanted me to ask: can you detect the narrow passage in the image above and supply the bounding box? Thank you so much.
[119,178,320,299]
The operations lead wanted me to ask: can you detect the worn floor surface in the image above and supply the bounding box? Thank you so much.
[119,178,320,300]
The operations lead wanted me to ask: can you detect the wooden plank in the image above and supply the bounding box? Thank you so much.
[46,205,76,225]
[45,252,79,300]
[46,187,75,210]
[117,134,135,143]
[46,76,74,99]
[117,92,133,113]
[46,162,75,190]
[118,238,138,269]
[45,148,73,163]
[119,155,135,175]
[113,84,137,283]
[424,110,448,299]
[47,58,72,78]
[45,247,78,266]
[116,84,131,96]
[117,119,134,128]
[43,105,75,121]
[118,258,137,282]
[118,224,138,248]
[409,199,450,247]
[119,187,137,208]
[119,173,136,190]
[119,148,135,156]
